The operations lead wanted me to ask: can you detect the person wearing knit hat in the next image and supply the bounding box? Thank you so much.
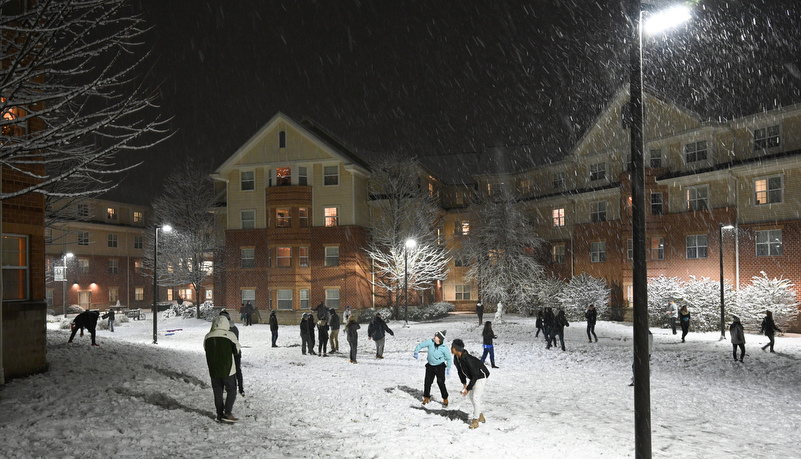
[413,329,452,406]
[451,338,490,429]
[729,315,746,362]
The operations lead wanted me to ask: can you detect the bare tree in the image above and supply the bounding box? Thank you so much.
[143,161,220,318]
[460,188,545,321]
[365,153,450,316]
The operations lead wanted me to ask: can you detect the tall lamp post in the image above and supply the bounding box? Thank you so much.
[60,252,74,317]
[629,2,690,457]
[719,224,734,340]
[403,238,416,326]
[153,224,172,344]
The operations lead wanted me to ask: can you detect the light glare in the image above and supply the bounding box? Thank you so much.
[644,5,691,34]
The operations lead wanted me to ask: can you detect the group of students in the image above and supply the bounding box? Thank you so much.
[533,307,573,351]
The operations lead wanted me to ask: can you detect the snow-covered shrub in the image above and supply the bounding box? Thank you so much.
[735,272,799,331]
[681,276,735,332]
[67,304,84,314]
[555,273,610,321]
[354,307,394,324]
[647,276,685,328]
[528,276,565,316]
[404,302,455,322]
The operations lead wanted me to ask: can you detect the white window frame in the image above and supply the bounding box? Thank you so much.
[649,149,662,168]
[299,289,310,309]
[78,258,90,274]
[324,206,339,227]
[241,210,255,229]
[590,241,606,263]
[552,244,565,264]
[627,238,633,261]
[276,247,291,268]
[133,211,143,224]
[135,287,144,301]
[241,247,255,268]
[2,234,28,300]
[589,162,606,181]
[754,175,783,205]
[134,235,143,249]
[298,166,308,186]
[684,140,708,164]
[299,247,309,267]
[325,246,339,267]
[685,185,709,211]
[108,259,119,274]
[108,234,118,248]
[78,231,89,246]
[323,165,339,186]
[325,288,340,309]
[241,289,256,304]
[756,229,782,257]
[277,289,293,310]
[753,124,780,150]
[650,192,663,215]
[590,201,607,222]
[455,284,471,300]
[552,208,565,227]
[651,237,664,261]
[686,234,708,259]
[240,170,255,191]
[276,208,291,228]
[299,207,309,228]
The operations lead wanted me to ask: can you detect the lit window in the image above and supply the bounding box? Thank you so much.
[324,166,339,186]
[108,234,118,248]
[276,167,291,186]
[324,207,338,227]
[684,141,707,164]
[649,149,662,168]
[685,186,709,211]
[241,248,255,268]
[325,246,339,267]
[205,289,213,300]
[299,208,309,227]
[298,166,308,186]
[107,208,117,220]
[133,211,143,224]
[754,125,780,150]
[78,231,89,246]
[325,288,340,309]
[590,201,607,222]
[552,208,565,227]
[241,210,255,229]
[276,208,291,227]
[277,289,293,310]
[299,289,310,309]
[686,235,708,259]
[553,171,566,190]
[651,192,663,215]
[135,287,144,301]
[651,237,664,260]
[134,260,142,273]
[1,97,26,137]
[590,241,606,263]
[627,239,633,261]
[2,235,28,300]
[109,287,118,303]
[625,196,633,217]
[277,247,291,267]
[108,259,119,274]
[134,236,143,249]
[552,244,565,264]
[756,229,782,257]
[240,170,255,191]
[754,176,783,205]
[589,162,606,181]
[455,284,471,300]
[299,247,309,267]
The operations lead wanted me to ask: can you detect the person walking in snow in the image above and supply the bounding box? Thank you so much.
[239,303,247,324]
[68,310,101,346]
[204,314,241,423]
[317,316,330,357]
[475,300,484,326]
[666,300,679,335]
[679,305,691,342]
[105,308,116,332]
[269,310,279,347]
[585,304,598,343]
[451,338,490,429]
[345,315,360,363]
[730,315,746,362]
[548,309,569,351]
[300,313,315,355]
[414,330,452,406]
[328,308,340,353]
[760,310,782,353]
[543,307,556,347]
[367,313,394,359]
[535,309,544,338]
[480,321,499,368]
[218,310,245,397]
[244,301,255,326]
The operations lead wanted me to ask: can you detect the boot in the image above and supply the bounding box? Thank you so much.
[423,397,430,405]
[594,337,598,343]
[443,399,448,407]
[469,419,479,429]
[478,413,486,423]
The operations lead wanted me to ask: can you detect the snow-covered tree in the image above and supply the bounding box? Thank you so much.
[530,276,566,315]
[555,273,610,321]
[735,271,799,330]
[364,153,450,316]
[646,276,685,328]
[460,188,545,321]
[145,161,220,318]
[681,276,735,332]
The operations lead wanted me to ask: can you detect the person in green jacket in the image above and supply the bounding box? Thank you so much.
[204,314,241,423]
[413,330,452,406]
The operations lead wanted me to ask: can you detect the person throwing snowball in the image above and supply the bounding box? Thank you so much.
[413,330,452,406]
[451,338,490,429]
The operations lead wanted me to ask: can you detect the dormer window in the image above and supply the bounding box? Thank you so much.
[684,141,707,164]
[276,167,291,186]
[754,125,780,150]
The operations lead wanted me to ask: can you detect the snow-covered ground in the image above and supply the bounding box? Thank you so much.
[1,313,799,458]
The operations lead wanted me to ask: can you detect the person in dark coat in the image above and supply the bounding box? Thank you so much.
[317,317,330,357]
[480,321,499,368]
[585,305,598,343]
[314,301,329,323]
[305,311,316,353]
[475,301,484,326]
[548,309,569,351]
[760,310,782,352]
[106,308,116,332]
[328,308,340,353]
[451,338,490,429]
[730,315,746,362]
[367,313,394,358]
[68,310,101,345]
[535,310,544,338]
[679,305,691,342]
[239,303,247,325]
[244,301,255,326]
[300,313,315,355]
[204,314,241,423]
[543,307,556,347]
[345,315,360,363]
[269,310,279,347]
[218,310,244,397]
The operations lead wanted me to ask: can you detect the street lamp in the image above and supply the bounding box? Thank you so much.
[153,224,172,344]
[719,224,735,340]
[403,238,416,326]
[629,2,690,457]
[60,252,74,317]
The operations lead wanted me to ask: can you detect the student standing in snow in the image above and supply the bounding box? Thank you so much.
[305,311,317,354]
[343,305,352,324]
[345,315,360,363]
[300,313,315,355]
[730,315,746,362]
[217,310,244,397]
[414,330,452,406]
[760,310,782,353]
[239,303,247,325]
[475,300,484,326]
[585,304,598,343]
[328,308,340,353]
[451,338,490,429]
[68,310,101,345]
[679,305,691,342]
[317,316,330,357]
[480,321,499,368]
[204,314,241,423]
[367,313,394,359]
[666,301,679,335]
[535,310,544,338]
[106,308,116,332]
[269,310,279,347]
[245,301,255,326]
[548,309,569,351]
[543,307,556,347]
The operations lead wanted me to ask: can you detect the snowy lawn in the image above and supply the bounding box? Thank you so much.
[1,313,799,458]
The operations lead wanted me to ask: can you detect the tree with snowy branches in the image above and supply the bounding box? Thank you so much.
[735,271,799,330]
[144,161,220,318]
[555,273,610,321]
[646,276,685,328]
[681,276,736,332]
[531,276,565,315]
[364,153,450,317]
[460,187,545,321]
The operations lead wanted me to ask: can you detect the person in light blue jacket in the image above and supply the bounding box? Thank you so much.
[414,330,452,406]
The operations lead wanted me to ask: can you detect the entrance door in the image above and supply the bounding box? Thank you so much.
[79,291,91,309]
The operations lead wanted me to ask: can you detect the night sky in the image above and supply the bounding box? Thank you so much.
[105,0,801,204]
